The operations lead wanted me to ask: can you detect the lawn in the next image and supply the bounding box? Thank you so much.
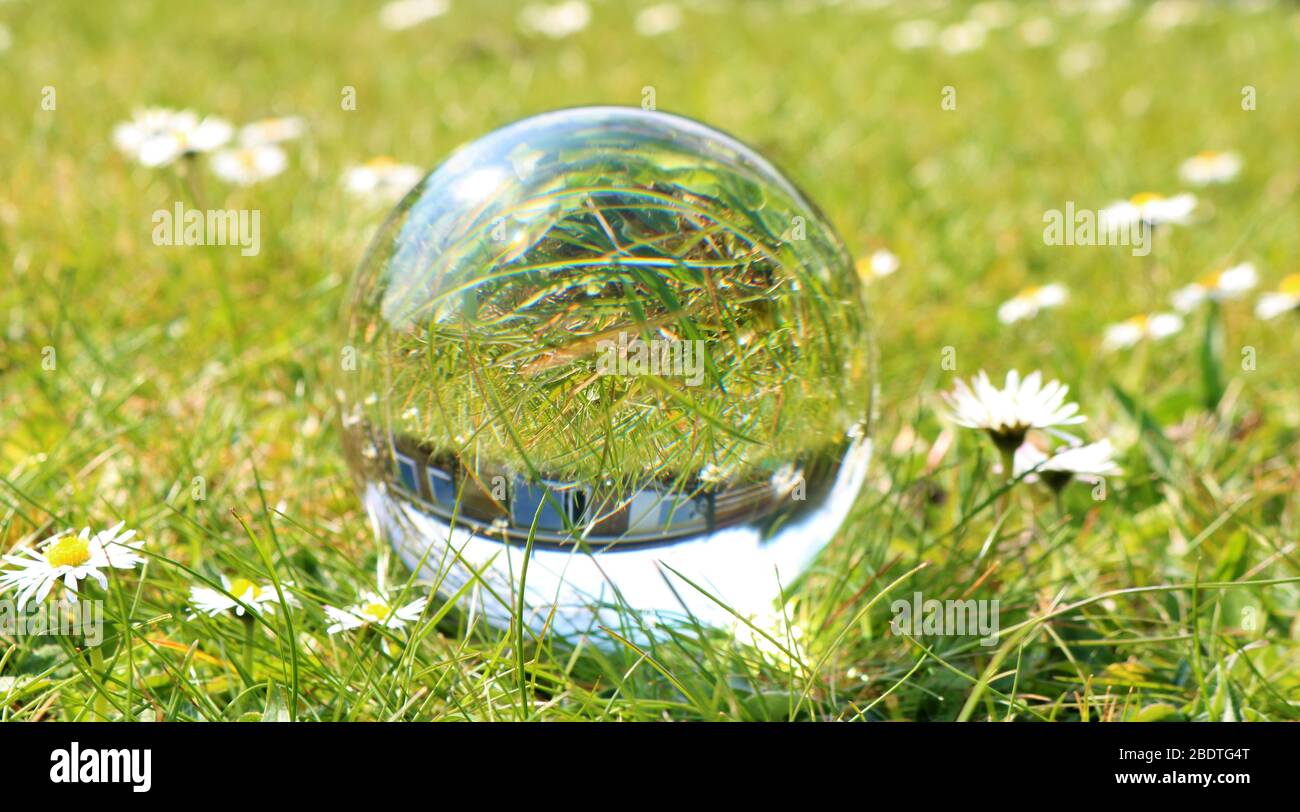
[2,0,1299,721]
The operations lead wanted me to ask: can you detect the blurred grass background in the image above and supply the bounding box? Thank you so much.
[2,0,1300,720]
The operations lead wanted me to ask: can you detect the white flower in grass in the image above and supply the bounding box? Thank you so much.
[635,3,682,36]
[1101,312,1184,351]
[1058,43,1103,78]
[997,283,1068,324]
[1099,192,1197,228]
[189,575,297,618]
[1018,17,1055,46]
[892,20,937,50]
[942,370,1086,452]
[113,108,232,167]
[938,21,986,54]
[211,143,288,186]
[379,0,449,31]
[325,590,428,634]
[1256,274,1300,320]
[1179,151,1242,186]
[1171,262,1258,312]
[343,157,425,205]
[238,116,306,146]
[519,1,591,39]
[1015,439,1122,489]
[857,249,899,279]
[0,523,145,609]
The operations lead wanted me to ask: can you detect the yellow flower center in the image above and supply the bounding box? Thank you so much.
[1130,192,1164,207]
[239,149,259,170]
[45,535,92,568]
[361,602,392,622]
[1278,274,1300,296]
[1196,150,1220,160]
[228,578,261,600]
[1019,285,1042,300]
[1198,269,1224,289]
[367,156,397,169]
[1125,314,1150,331]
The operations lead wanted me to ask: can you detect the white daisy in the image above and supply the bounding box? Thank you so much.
[970,1,1016,28]
[324,590,428,633]
[1101,312,1184,351]
[1099,192,1197,228]
[1255,273,1300,320]
[0,523,145,609]
[938,21,987,54]
[379,0,450,31]
[635,3,682,36]
[1015,439,1122,489]
[211,143,287,186]
[189,575,297,618]
[1171,262,1258,312]
[857,248,899,279]
[343,157,425,205]
[238,116,306,146]
[892,20,938,50]
[1018,17,1056,46]
[519,1,591,39]
[942,370,1086,452]
[1178,150,1242,186]
[1058,43,1103,78]
[997,283,1068,324]
[113,108,232,168]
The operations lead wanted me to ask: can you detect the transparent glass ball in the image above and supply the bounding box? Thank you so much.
[340,107,873,641]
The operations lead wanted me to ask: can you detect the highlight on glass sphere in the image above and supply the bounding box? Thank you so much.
[339,106,873,640]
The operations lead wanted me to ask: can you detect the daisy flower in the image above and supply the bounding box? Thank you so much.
[189,575,297,618]
[0,523,145,609]
[343,157,425,205]
[1255,274,1300,320]
[1179,151,1242,186]
[942,370,1086,453]
[1171,262,1258,312]
[892,20,938,50]
[379,0,450,31]
[635,3,682,37]
[938,21,987,54]
[1015,439,1122,490]
[1099,192,1197,228]
[211,143,288,186]
[997,283,1068,324]
[238,116,306,146]
[113,108,232,167]
[324,590,428,634]
[518,1,591,39]
[857,248,900,279]
[1101,312,1184,351]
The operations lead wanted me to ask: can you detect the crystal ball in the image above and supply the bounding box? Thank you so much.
[340,107,873,640]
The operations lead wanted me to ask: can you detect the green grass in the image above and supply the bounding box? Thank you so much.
[2,0,1300,721]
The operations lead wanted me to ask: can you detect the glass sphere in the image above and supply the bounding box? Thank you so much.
[340,107,873,641]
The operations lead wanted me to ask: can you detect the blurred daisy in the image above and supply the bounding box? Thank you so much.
[1255,274,1300,320]
[1144,0,1199,30]
[379,0,449,30]
[938,21,986,54]
[113,108,232,167]
[211,143,287,186]
[1018,17,1055,46]
[1101,312,1183,351]
[189,575,297,618]
[1015,439,1121,489]
[970,2,1015,28]
[635,3,682,36]
[1171,262,1258,312]
[519,1,591,38]
[943,370,1085,452]
[0,523,145,609]
[1099,192,1197,228]
[857,248,899,279]
[324,590,428,633]
[997,283,1068,324]
[1058,42,1103,78]
[238,116,306,146]
[343,157,424,204]
[892,19,937,50]
[1178,151,1242,186]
